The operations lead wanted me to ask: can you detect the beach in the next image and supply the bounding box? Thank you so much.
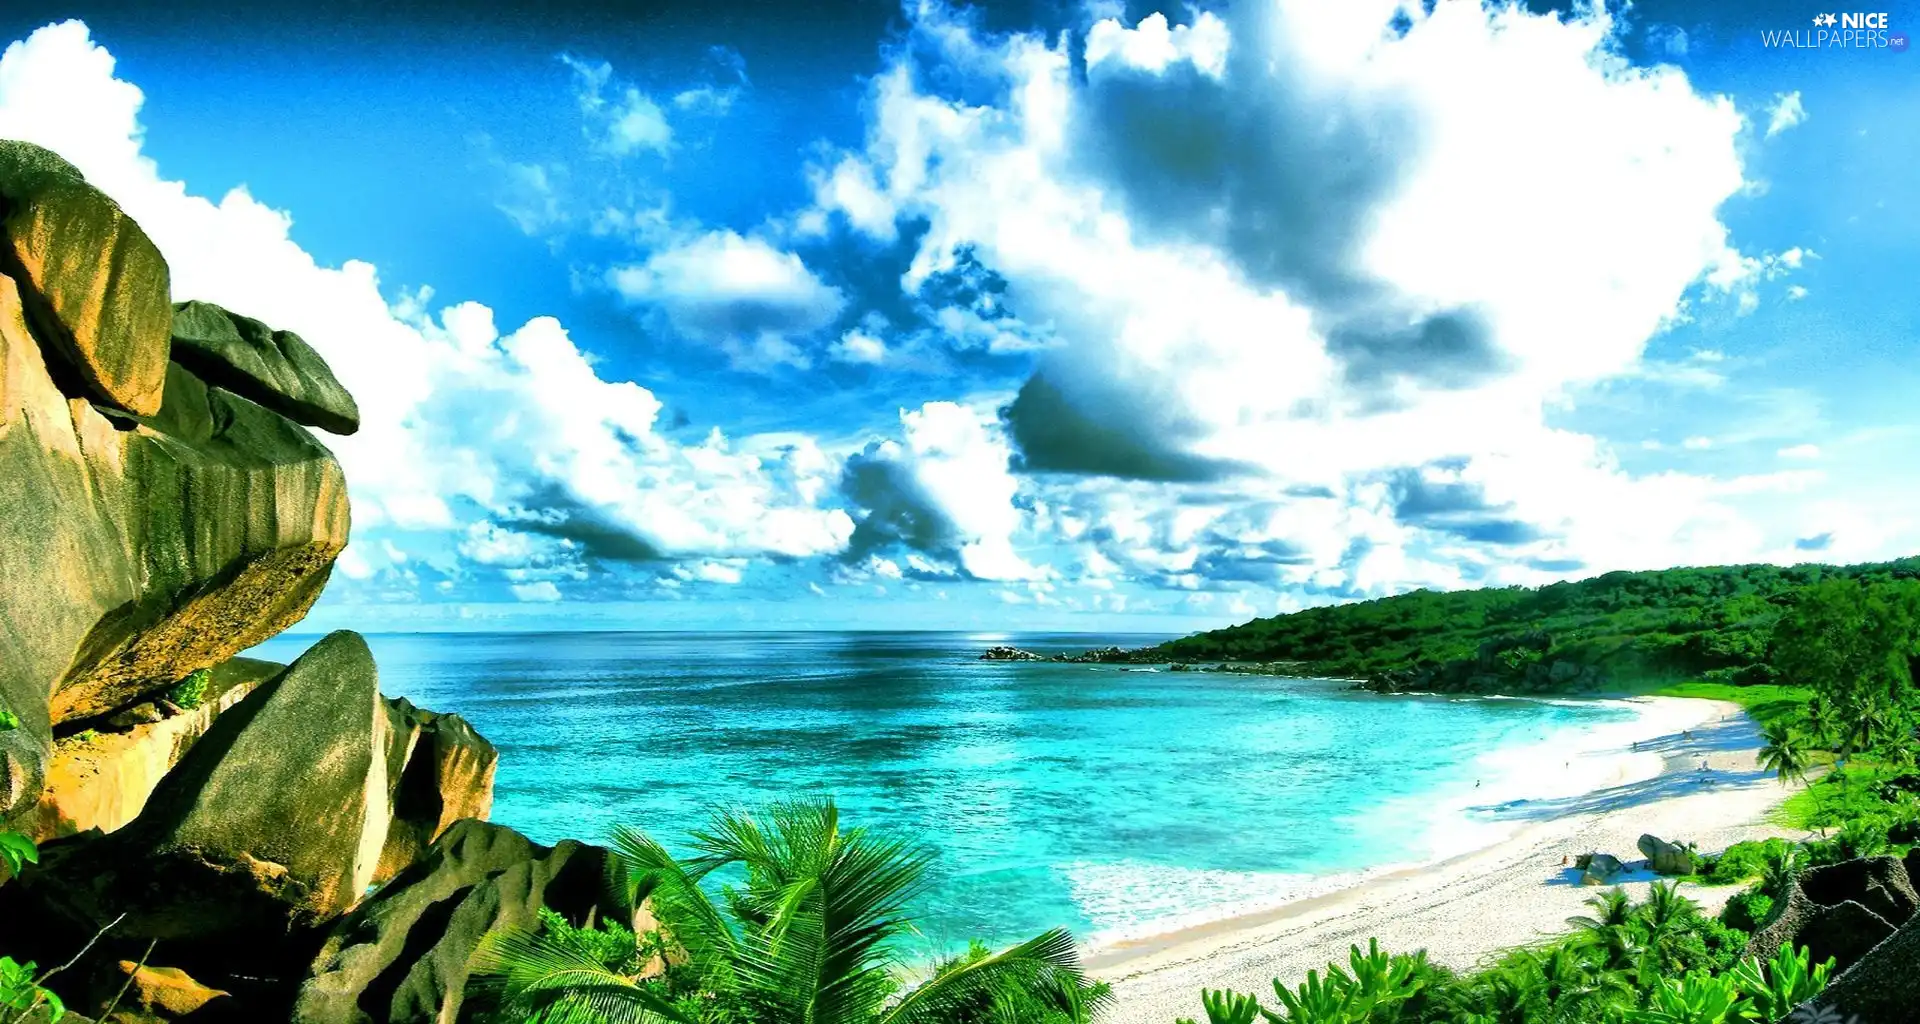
[1089,696,1805,1024]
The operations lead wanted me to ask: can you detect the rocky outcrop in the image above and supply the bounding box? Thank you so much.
[25,658,283,842]
[1638,834,1695,876]
[5,632,493,979]
[0,248,349,819]
[170,301,359,435]
[374,697,498,884]
[1798,854,1919,926]
[0,141,170,417]
[979,646,1044,661]
[295,820,621,1024]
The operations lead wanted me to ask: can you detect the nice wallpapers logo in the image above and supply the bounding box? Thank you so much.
[1761,11,1907,50]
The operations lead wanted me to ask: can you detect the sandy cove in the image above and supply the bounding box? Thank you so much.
[1089,696,1807,1024]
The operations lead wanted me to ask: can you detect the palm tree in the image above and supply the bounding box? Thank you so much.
[1756,723,1808,788]
[471,799,1104,1024]
[1565,889,1638,973]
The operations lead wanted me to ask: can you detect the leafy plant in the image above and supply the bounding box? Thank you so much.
[472,798,1101,1024]
[0,709,17,731]
[0,832,36,877]
[1625,972,1746,1024]
[1728,944,1834,1024]
[0,956,65,1023]
[165,668,212,710]
[1183,988,1260,1024]
[1719,890,1774,933]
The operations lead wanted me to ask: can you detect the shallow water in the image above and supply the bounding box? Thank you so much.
[248,630,1636,957]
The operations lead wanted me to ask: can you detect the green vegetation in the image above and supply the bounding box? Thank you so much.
[0,955,66,1023]
[1151,558,1920,694]
[471,798,1102,1024]
[0,710,17,731]
[165,667,212,710]
[1178,566,1920,1023]
[0,833,35,877]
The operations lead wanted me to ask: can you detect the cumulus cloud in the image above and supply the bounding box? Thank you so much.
[607,230,846,371]
[840,401,1041,581]
[0,21,853,600]
[793,1,1843,599]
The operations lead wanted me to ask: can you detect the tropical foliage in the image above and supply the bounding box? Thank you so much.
[470,799,1104,1024]
[1149,558,1920,695]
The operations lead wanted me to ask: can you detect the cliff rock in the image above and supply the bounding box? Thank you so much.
[0,264,348,821]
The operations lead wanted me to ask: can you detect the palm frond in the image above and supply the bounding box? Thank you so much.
[471,925,696,1024]
[878,928,1088,1024]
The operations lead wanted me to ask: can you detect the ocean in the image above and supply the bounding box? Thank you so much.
[247,630,1639,959]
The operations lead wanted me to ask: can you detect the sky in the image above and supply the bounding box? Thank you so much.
[0,0,1915,632]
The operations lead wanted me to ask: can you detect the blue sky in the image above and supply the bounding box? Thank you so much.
[0,0,1915,631]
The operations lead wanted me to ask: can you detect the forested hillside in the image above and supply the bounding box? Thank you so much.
[1154,558,1920,693]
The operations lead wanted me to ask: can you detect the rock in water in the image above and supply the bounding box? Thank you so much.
[170,301,359,435]
[0,271,348,820]
[1637,834,1696,876]
[979,646,1044,661]
[296,819,622,1024]
[0,140,170,416]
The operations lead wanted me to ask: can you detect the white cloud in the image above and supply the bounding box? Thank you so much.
[1765,91,1807,138]
[1778,444,1821,460]
[830,329,887,364]
[607,230,846,371]
[564,55,672,156]
[511,581,564,602]
[0,21,855,601]
[841,401,1042,581]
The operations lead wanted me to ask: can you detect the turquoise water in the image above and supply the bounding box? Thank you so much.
[248,631,1636,956]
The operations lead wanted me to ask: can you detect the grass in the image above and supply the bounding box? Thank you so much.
[1647,681,1812,730]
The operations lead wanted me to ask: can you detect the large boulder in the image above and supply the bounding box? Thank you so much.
[1578,852,1625,885]
[24,658,283,842]
[1637,834,1695,876]
[373,698,497,884]
[0,141,170,416]
[0,268,348,821]
[88,961,233,1023]
[170,301,358,435]
[7,634,409,972]
[294,820,621,1024]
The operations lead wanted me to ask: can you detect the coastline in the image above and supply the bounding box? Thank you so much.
[1087,696,1805,1024]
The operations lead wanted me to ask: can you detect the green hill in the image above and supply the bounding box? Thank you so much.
[1152,557,1920,694]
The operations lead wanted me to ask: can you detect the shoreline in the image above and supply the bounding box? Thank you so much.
[1086,695,1804,1024]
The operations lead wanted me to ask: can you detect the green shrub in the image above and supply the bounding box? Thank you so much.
[1720,890,1775,933]
[0,832,36,876]
[166,668,212,710]
[0,708,17,731]
[0,955,63,1021]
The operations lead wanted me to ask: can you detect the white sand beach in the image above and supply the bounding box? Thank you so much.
[1089,697,1807,1024]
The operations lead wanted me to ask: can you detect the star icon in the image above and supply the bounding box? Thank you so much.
[1813,13,1827,25]
[1825,13,1840,25]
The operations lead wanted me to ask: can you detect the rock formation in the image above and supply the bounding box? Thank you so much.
[0,138,530,1022]
[1637,834,1695,876]
[296,820,623,1024]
